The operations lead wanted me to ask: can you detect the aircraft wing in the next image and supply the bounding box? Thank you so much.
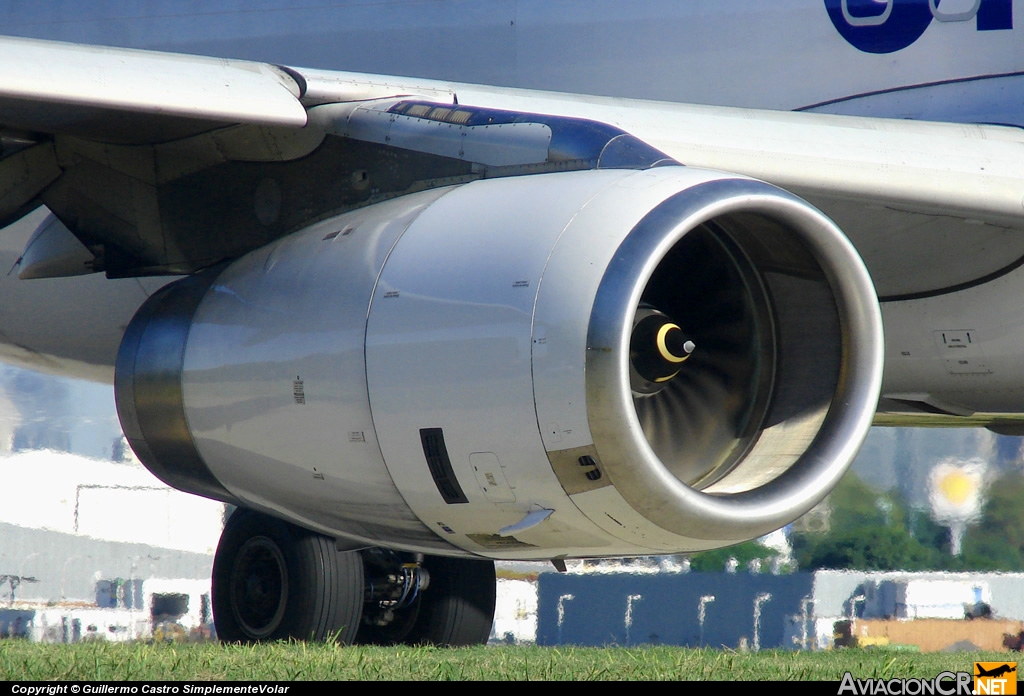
[0,36,307,139]
[3,35,1022,297]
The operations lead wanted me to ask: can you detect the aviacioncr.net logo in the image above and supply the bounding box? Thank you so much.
[838,672,972,695]
[974,662,1017,695]
[825,0,1013,53]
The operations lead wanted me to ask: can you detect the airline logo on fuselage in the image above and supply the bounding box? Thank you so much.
[825,0,1012,53]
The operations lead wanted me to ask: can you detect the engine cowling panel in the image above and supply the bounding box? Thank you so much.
[115,166,882,559]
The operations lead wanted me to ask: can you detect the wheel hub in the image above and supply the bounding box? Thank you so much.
[230,536,288,639]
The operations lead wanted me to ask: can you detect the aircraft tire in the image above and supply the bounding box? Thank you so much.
[403,555,496,646]
[212,508,364,643]
[356,554,495,646]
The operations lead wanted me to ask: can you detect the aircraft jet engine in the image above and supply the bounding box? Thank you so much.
[114,165,882,643]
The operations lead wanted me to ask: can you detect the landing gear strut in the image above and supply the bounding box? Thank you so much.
[212,509,496,645]
[358,548,496,646]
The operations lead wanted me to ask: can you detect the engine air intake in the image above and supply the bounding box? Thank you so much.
[584,178,882,544]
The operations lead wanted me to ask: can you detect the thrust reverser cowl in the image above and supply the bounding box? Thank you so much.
[115,166,883,559]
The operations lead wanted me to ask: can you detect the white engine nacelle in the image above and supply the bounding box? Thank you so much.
[115,166,882,559]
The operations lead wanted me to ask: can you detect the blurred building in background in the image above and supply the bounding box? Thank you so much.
[0,376,223,641]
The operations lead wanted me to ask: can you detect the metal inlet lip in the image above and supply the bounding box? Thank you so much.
[585,177,883,542]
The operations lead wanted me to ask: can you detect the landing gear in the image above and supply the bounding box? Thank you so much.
[358,549,496,646]
[401,554,496,646]
[212,509,496,645]
[212,509,364,643]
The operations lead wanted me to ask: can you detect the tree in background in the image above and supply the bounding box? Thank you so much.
[956,472,1024,571]
[791,472,943,571]
[791,468,1024,571]
[687,540,782,573]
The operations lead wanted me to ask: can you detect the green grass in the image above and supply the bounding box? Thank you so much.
[0,642,1012,680]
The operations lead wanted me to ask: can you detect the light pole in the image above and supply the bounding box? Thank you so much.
[19,553,39,584]
[15,552,40,605]
[624,594,642,645]
[556,593,574,644]
[849,593,866,621]
[698,595,716,646]
[752,592,772,652]
[799,595,814,650]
